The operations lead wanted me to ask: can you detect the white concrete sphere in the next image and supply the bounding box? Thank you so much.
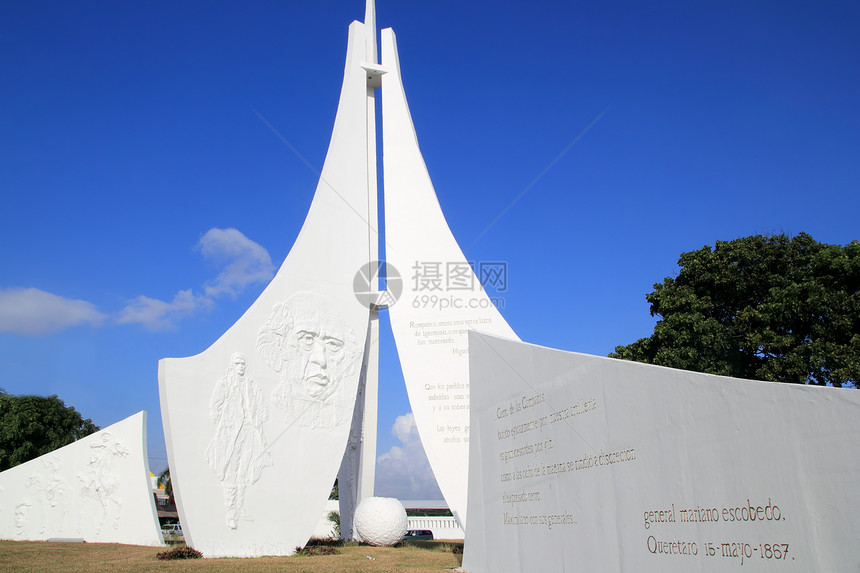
[353,497,408,546]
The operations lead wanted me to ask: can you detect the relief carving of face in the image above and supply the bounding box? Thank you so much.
[231,353,247,378]
[288,314,349,401]
[15,502,30,529]
[257,292,360,405]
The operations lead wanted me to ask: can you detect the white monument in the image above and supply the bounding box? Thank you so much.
[158,1,522,555]
[462,332,860,572]
[0,411,164,546]
[158,1,860,564]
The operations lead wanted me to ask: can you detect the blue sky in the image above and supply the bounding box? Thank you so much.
[2,1,858,499]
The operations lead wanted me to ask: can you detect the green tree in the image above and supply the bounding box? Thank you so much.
[157,467,174,505]
[327,510,341,538]
[610,233,860,387]
[0,391,100,471]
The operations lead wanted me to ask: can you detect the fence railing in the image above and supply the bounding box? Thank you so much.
[406,516,464,540]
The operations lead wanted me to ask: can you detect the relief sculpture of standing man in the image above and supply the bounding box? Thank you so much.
[205,352,271,529]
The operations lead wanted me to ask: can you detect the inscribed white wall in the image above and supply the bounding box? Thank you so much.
[464,332,860,572]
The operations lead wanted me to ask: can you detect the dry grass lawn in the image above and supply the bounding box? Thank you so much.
[0,540,464,573]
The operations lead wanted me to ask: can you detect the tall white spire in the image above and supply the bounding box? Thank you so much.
[335,0,382,543]
[365,0,377,64]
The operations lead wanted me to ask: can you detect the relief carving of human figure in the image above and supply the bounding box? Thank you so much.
[77,432,129,534]
[26,456,69,533]
[257,293,361,430]
[205,352,272,529]
[14,500,31,536]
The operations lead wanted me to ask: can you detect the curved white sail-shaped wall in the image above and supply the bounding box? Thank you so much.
[0,411,163,546]
[159,21,372,557]
[381,28,520,529]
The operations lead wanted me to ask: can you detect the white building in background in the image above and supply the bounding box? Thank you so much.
[313,499,464,541]
[401,500,465,540]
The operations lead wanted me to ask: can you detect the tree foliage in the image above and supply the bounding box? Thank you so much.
[157,467,174,505]
[610,233,860,387]
[0,391,100,471]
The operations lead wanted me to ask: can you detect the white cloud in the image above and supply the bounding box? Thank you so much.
[115,289,211,331]
[375,412,443,500]
[116,228,274,331]
[1,229,274,334]
[197,228,275,298]
[0,287,106,335]
[392,411,416,443]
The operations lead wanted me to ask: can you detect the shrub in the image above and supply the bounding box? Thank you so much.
[294,545,338,556]
[327,510,341,538]
[156,546,203,560]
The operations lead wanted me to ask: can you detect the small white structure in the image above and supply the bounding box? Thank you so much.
[0,411,164,546]
[401,500,464,540]
[463,332,860,573]
[406,517,464,541]
[353,497,407,546]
